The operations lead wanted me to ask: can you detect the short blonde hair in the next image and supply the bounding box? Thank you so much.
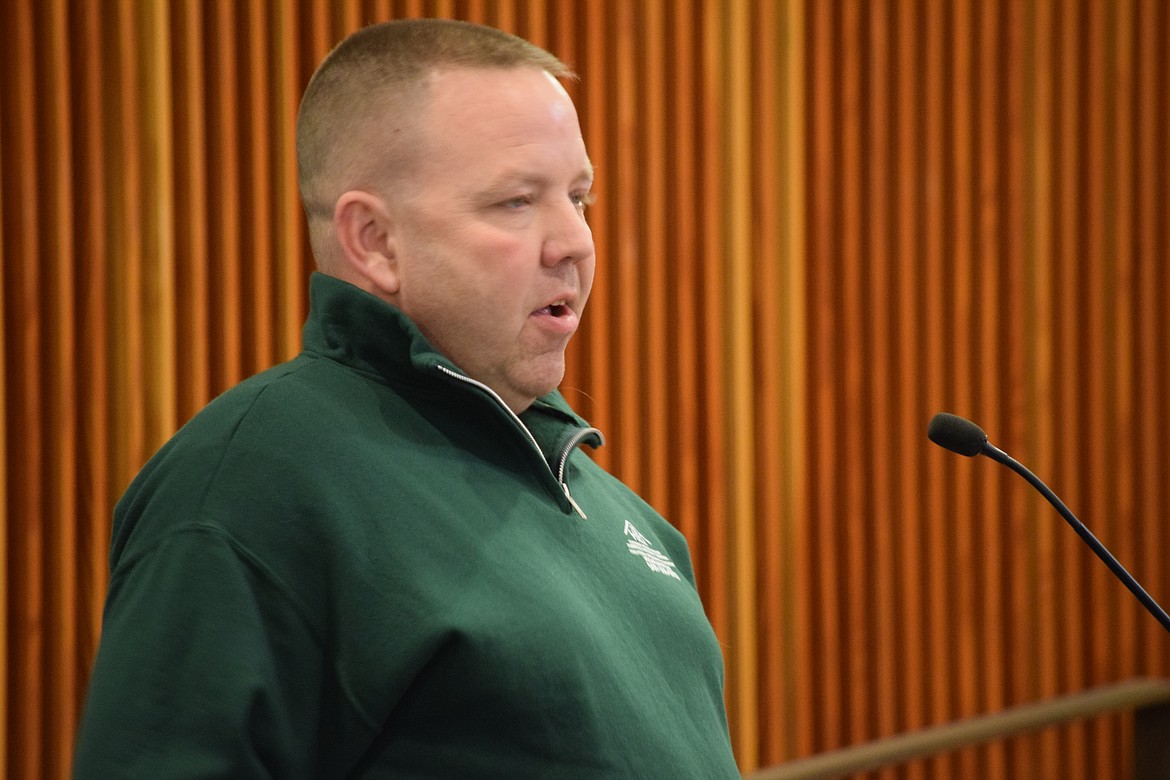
[296,19,574,263]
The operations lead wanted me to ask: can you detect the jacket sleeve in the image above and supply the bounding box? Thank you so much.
[73,525,330,779]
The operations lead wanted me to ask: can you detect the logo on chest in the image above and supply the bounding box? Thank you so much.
[623,520,681,580]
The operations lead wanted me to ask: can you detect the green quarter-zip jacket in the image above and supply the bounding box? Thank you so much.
[74,273,740,779]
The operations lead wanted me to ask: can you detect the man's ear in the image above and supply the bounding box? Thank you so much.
[333,190,400,295]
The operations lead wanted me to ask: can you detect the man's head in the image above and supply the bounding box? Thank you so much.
[296,19,596,413]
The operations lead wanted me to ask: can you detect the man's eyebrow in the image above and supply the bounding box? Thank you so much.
[485,166,595,190]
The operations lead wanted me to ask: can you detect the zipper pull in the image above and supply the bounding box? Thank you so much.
[562,482,587,520]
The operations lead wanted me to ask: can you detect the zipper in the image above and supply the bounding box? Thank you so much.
[434,365,588,519]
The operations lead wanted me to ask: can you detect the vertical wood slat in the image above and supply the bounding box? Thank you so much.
[0,121,6,780]
[697,0,732,735]
[42,1,78,777]
[244,0,276,375]
[638,0,670,533]
[806,0,841,756]
[861,5,897,775]
[1134,0,1170,678]
[1112,0,1137,688]
[173,0,211,421]
[272,1,309,359]
[4,2,1170,777]
[1028,0,1061,774]
[1085,1,1113,776]
[0,33,7,774]
[975,0,1007,775]
[664,0,703,582]
[753,0,785,758]
[920,3,952,776]
[1002,0,1037,774]
[3,0,45,776]
[142,1,177,452]
[73,0,112,690]
[837,0,866,755]
[890,5,925,776]
[722,0,760,764]
[611,0,641,496]
[208,2,244,394]
[1056,1,1088,773]
[0,2,12,772]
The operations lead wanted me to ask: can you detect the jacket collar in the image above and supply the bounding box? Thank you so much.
[301,272,602,450]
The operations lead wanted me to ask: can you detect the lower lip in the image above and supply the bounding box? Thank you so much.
[531,309,579,336]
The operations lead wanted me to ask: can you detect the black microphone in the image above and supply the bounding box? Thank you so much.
[927,412,1170,634]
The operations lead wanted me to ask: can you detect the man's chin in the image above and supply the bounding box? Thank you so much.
[507,369,566,410]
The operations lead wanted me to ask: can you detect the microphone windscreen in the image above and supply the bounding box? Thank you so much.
[927,413,988,457]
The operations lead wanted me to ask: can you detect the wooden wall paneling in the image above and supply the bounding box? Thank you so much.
[1159,0,1170,677]
[0,24,8,770]
[861,3,898,774]
[141,0,178,467]
[1028,0,1065,771]
[663,0,704,580]
[272,2,309,361]
[1112,0,1142,769]
[1134,0,1170,674]
[1085,1,1119,773]
[837,0,869,758]
[751,0,786,766]
[4,0,46,776]
[1111,0,1138,690]
[107,0,145,489]
[637,0,672,528]
[1157,0,1170,674]
[0,131,6,780]
[333,0,364,37]
[1001,0,1040,774]
[959,0,983,765]
[207,2,244,394]
[777,0,810,766]
[173,0,212,419]
[806,0,840,757]
[890,5,927,777]
[920,0,952,774]
[1053,0,1089,772]
[0,3,21,774]
[1131,0,1159,675]
[697,0,734,755]
[41,0,79,776]
[721,0,761,768]
[610,0,643,496]
[244,0,277,374]
[70,0,112,749]
[304,2,335,83]
[982,0,1017,775]
[484,0,516,31]
[515,0,547,48]
[948,1,981,776]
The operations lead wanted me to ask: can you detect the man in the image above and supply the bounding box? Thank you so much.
[74,18,739,778]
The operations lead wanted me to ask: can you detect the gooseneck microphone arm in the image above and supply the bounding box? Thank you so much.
[927,412,1170,634]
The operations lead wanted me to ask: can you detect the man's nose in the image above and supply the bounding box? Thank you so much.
[541,200,594,267]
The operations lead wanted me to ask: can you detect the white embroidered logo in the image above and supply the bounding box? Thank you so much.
[624,520,681,580]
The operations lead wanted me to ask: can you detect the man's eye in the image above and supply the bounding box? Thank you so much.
[571,192,596,209]
[502,196,532,209]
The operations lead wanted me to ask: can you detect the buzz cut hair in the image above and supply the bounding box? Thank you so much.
[296,18,574,240]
